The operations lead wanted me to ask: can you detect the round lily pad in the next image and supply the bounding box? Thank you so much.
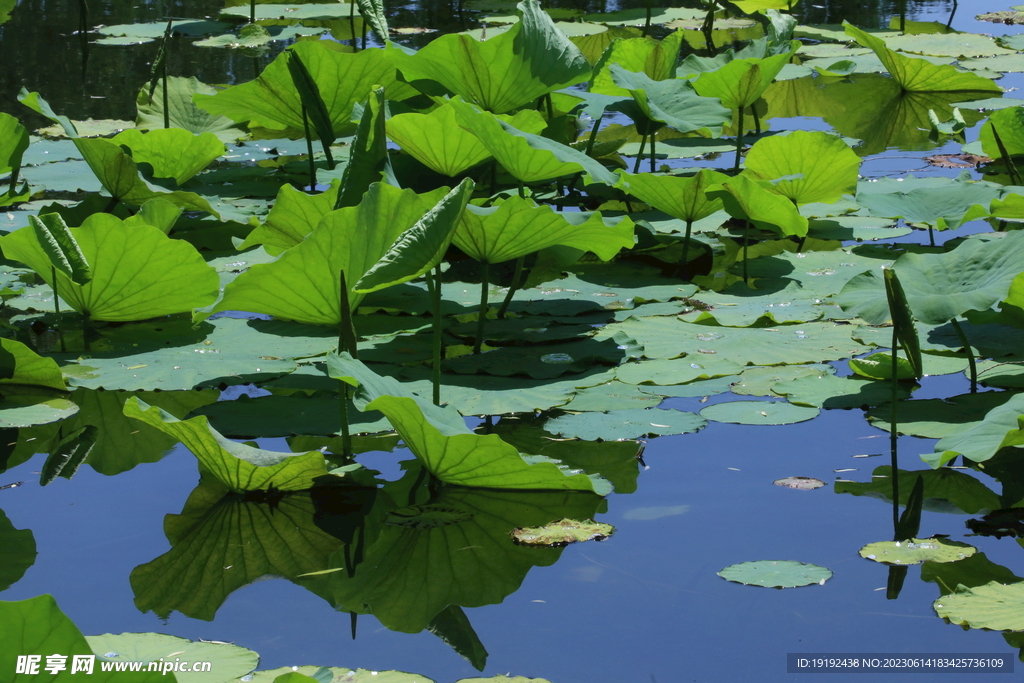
[933,581,1024,631]
[511,518,614,546]
[700,400,820,425]
[773,476,825,490]
[544,407,707,441]
[718,560,832,588]
[858,538,977,565]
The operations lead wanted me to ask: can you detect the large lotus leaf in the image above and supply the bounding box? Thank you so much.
[86,634,258,683]
[136,77,245,142]
[744,131,860,205]
[219,3,355,21]
[123,397,328,492]
[864,392,1014,439]
[213,183,448,324]
[0,509,36,592]
[0,338,65,391]
[843,22,1002,92]
[616,168,728,224]
[335,86,390,210]
[615,357,744,385]
[859,537,976,565]
[238,179,341,255]
[0,595,171,683]
[1,215,219,322]
[773,372,911,409]
[708,174,809,237]
[131,478,344,621]
[979,105,1024,160]
[700,400,819,425]
[718,560,831,588]
[449,98,618,185]
[887,32,1014,58]
[67,138,219,214]
[571,25,642,66]
[386,104,546,177]
[929,393,1024,468]
[454,196,634,264]
[676,281,827,327]
[692,43,799,110]
[837,232,1024,326]
[194,41,412,138]
[857,174,998,229]
[835,466,1001,515]
[544,407,706,440]
[112,128,225,186]
[590,30,687,96]
[384,0,589,114]
[608,65,731,136]
[933,580,1024,631]
[193,394,390,438]
[329,485,603,632]
[0,113,28,185]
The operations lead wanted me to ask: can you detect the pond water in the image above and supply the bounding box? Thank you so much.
[2,0,1024,682]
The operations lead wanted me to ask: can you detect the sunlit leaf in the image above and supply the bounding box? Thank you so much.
[744,131,860,205]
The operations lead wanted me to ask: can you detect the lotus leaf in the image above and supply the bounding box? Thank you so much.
[0,595,171,683]
[708,175,809,237]
[86,633,258,683]
[730,364,830,396]
[858,176,997,230]
[385,0,589,114]
[608,65,731,137]
[544,406,706,440]
[0,509,35,592]
[859,537,976,565]
[570,26,642,66]
[194,41,412,138]
[124,397,328,491]
[886,32,1015,59]
[511,518,614,545]
[718,560,831,587]
[449,98,618,185]
[214,182,448,324]
[590,31,687,96]
[616,168,728,225]
[336,86,391,209]
[454,196,634,265]
[386,104,546,177]
[932,580,1024,631]
[239,179,341,255]
[240,668,427,683]
[219,3,355,21]
[193,394,390,438]
[843,23,1002,92]
[700,400,819,425]
[135,78,244,142]
[979,105,1024,160]
[0,338,66,392]
[0,112,28,193]
[561,381,662,411]
[744,131,860,205]
[929,393,1024,467]
[774,372,912,408]
[835,466,1001,515]
[691,42,799,112]
[677,281,827,326]
[838,231,1024,326]
[356,0,388,42]
[131,479,344,620]
[2,214,219,321]
[615,356,744,385]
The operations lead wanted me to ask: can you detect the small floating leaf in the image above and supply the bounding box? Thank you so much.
[700,400,819,425]
[858,537,976,565]
[773,476,825,490]
[511,518,614,546]
[718,560,832,588]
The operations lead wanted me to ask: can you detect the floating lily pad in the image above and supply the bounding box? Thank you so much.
[773,372,912,409]
[859,537,976,565]
[700,401,820,425]
[544,407,706,441]
[731,364,831,397]
[95,20,234,44]
[616,357,745,386]
[773,476,825,490]
[237,667,432,683]
[934,580,1024,630]
[86,633,258,683]
[511,518,614,546]
[718,560,832,588]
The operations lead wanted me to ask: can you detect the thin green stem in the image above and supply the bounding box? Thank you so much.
[52,266,65,353]
[427,264,443,405]
[890,325,900,531]
[632,134,647,174]
[649,135,656,173]
[497,255,525,319]
[250,0,256,23]
[473,263,489,355]
[679,219,693,279]
[162,73,169,129]
[301,105,316,191]
[742,219,749,285]
[734,107,744,172]
[567,114,603,194]
[950,317,977,393]
[338,270,357,457]
[82,314,90,353]
[752,106,761,135]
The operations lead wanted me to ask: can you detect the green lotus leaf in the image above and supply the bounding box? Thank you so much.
[544,406,706,440]
[126,197,183,235]
[773,372,910,409]
[385,0,590,114]
[511,518,614,545]
[113,128,224,186]
[136,77,245,142]
[39,425,96,485]
[857,174,997,229]
[386,103,546,177]
[0,339,64,392]
[692,42,799,111]
[454,195,634,264]
[730,364,830,396]
[95,19,231,42]
[329,353,611,493]
[849,352,916,381]
[355,178,475,292]
[843,22,1002,92]
[886,32,1015,59]
[929,393,1024,468]
[590,30,687,96]
[2,214,219,322]
[979,105,1024,160]
[18,88,78,138]
[30,212,91,285]
[864,391,1013,439]
[608,65,731,136]
[0,112,28,191]
[219,3,355,21]
[240,668,426,683]
[835,466,1001,515]
[285,50,337,162]
[238,179,341,255]
[0,0,13,25]
[700,400,819,425]
[130,478,345,621]
[355,0,388,42]
[616,168,729,224]
[570,26,642,66]
[86,633,258,683]
[0,509,36,592]
[744,131,860,205]
[194,41,413,138]
[730,0,797,11]
[192,394,390,438]
[336,86,391,210]
[448,98,618,185]
[718,560,831,587]
[214,182,448,325]
[859,537,976,565]
[933,580,1024,631]
[708,174,809,237]
[0,595,172,682]
[837,232,1024,326]
[123,397,328,491]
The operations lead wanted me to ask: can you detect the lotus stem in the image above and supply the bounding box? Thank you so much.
[82,313,90,353]
[889,325,900,531]
[701,3,716,56]
[338,270,358,457]
[361,21,367,50]
[567,114,603,196]
[52,266,65,353]
[497,255,525,319]
[742,219,750,285]
[946,0,958,29]
[752,106,761,135]
[350,612,358,640]
[301,105,316,191]
[950,317,977,393]
[349,0,358,50]
[427,263,443,405]
[679,219,694,280]
[473,262,489,355]
[633,134,647,174]
[643,0,652,36]
[250,0,256,24]
[928,226,935,247]
[734,107,744,172]
[649,135,656,173]
[990,124,1021,185]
